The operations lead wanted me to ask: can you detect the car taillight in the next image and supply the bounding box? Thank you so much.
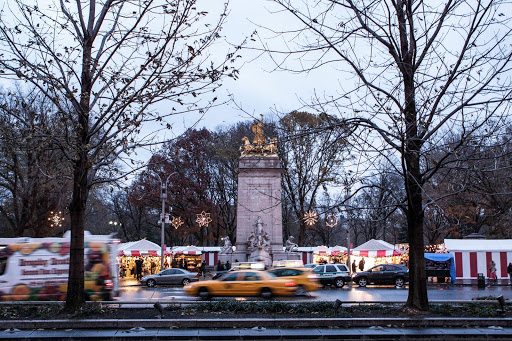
[285,281,296,287]
[105,280,113,289]
[195,273,199,278]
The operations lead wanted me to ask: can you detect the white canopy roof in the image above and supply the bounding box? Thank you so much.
[444,239,512,252]
[117,239,161,256]
[353,239,396,251]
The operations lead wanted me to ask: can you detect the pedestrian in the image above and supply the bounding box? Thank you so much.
[359,258,365,272]
[225,260,231,270]
[179,258,184,269]
[135,257,144,280]
[508,263,512,284]
[217,260,223,271]
[352,260,357,274]
[489,260,497,281]
[200,260,206,278]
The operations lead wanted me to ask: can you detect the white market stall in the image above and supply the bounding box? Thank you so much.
[117,240,163,277]
[351,239,404,270]
[444,239,512,280]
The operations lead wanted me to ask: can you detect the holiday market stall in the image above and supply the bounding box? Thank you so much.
[425,253,456,283]
[351,239,404,271]
[444,238,512,280]
[168,246,203,271]
[117,240,164,277]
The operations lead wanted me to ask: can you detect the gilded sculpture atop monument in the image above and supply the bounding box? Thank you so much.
[240,115,278,156]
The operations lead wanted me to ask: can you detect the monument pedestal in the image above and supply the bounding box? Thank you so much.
[235,156,284,265]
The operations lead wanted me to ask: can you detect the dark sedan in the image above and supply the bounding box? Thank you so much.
[141,268,199,287]
[352,264,409,288]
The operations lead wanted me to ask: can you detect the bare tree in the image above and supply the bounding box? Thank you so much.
[0,0,240,309]
[278,111,350,245]
[0,89,71,237]
[263,0,512,311]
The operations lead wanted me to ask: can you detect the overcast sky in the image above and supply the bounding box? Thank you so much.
[170,0,340,133]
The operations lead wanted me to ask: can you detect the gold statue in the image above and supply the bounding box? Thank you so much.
[251,115,266,145]
[241,115,278,156]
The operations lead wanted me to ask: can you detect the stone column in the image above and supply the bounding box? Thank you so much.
[234,156,283,261]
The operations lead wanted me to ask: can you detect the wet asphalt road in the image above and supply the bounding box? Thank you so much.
[117,282,512,303]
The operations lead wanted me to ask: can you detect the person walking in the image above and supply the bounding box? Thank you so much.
[507,263,512,284]
[200,260,206,279]
[225,260,231,270]
[489,260,497,282]
[352,260,357,274]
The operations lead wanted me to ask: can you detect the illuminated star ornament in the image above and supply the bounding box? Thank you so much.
[325,214,338,228]
[171,216,184,229]
[196,211,212,227]
[303,210,319,226]
[48,211,64,228]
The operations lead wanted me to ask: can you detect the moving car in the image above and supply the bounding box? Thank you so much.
[184,270,297,299]
[266,267,320,295]
[141,268,199,287]
[313,263,351,288]
[211,262,265,280]
[352,264,409,288]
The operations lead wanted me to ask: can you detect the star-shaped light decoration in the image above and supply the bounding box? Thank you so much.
[325,214,338,228]
[48,211,64,228]
[196,211,212,227]
[303,210,319,226]
[171,216,184,229]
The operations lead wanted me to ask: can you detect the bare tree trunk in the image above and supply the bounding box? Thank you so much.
[66,36,92,310]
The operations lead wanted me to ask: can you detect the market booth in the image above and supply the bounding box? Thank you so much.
[117,240,164,277]
[444,238,512,280]
[169,246,203,272]
[351,239,404,271]
[425,253,456,283]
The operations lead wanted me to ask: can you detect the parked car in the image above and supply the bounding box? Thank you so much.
[184,270,297,299]
[141,268,199,287]
[266,267,320,295]
[313,263,351,288]
[352,264,409,288]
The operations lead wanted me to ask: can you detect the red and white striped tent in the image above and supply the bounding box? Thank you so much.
[169,246,202,255]
[330,245,348,256]
[352,239,403,257]
[117,240,162,257]
[445,239,512,279]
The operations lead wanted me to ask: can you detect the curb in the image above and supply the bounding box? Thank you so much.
[4,317,512,330]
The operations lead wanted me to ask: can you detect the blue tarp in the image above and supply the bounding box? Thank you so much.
[424,253,456,283]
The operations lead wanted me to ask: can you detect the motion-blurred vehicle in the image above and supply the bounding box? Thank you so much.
[184,269,297,299]
[141,268,199,287]
[303,263,318,269]
[352,264,409,288]
[211,261,265,280]
[266,267,320,295]
[313,263,351,288]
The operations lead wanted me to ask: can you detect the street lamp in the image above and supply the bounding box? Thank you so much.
[148,170,177,271]
[341,215,351,271]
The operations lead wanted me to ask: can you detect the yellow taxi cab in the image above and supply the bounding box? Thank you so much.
[184,269,297,299]
[266,267,320,295]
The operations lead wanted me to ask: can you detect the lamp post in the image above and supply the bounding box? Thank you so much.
[149,170,176,271]
[341,215,351,271]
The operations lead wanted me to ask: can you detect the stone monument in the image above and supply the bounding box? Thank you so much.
[231,115,300,267]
